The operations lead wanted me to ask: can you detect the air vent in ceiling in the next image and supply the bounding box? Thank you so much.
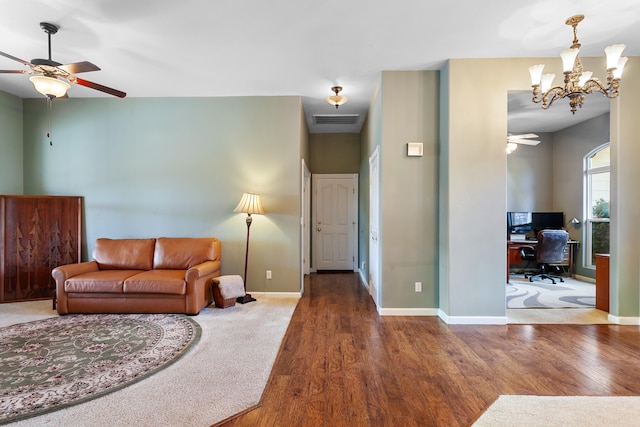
[313,114,360,125]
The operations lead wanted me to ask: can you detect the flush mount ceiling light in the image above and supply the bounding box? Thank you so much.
[326,86,348,109]
[528,14,628,114]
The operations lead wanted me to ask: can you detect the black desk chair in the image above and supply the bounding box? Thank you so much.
[522,229,569,284]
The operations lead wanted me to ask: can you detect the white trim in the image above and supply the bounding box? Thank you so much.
[607,314,640,325]
[438,309,508,325]
[358,269,369,290]
[378,307,439,316]
[251,292,302,299]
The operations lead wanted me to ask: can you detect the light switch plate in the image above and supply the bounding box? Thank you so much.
[407,142,423,157]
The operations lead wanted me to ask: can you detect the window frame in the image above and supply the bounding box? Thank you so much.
[583,143,610,269]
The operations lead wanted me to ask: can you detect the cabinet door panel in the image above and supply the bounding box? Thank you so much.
[1,196,82,302]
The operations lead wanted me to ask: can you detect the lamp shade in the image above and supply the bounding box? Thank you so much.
[528,64,545,85]
[234,192,264,215]
[326,94,348,107]
[560,48,579,72]
[29,75,70,98]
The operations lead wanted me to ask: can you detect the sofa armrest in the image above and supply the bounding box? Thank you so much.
[52,261,99,315]
[185,260,221,282]
[52,261,99,282]
[185,260,221,314]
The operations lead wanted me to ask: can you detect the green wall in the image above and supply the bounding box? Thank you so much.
[554,113,610,279]
[308,133,360,174]
[507,132,554,212]
[21,96,304,294]
[0,90,23,194]
[378,70,439,309]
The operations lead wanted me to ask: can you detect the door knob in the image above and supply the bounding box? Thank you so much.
[317,227,322,232]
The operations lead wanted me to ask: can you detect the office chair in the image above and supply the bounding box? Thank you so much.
[523,229,569,284]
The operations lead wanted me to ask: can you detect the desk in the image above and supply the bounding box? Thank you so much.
[507,239,579,281]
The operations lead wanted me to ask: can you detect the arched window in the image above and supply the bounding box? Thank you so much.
[584,143,610,268]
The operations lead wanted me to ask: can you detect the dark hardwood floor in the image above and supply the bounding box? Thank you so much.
[221,272,640,426]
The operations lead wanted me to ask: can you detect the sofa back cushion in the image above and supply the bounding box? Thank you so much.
[93,238,156,270]
[154,237,219,269]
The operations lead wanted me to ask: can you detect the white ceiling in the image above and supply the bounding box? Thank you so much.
[1,0,638,134]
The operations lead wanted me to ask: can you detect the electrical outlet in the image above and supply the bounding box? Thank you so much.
[266,270,272,280]
[361,261,366,270]
[415,282,422,292]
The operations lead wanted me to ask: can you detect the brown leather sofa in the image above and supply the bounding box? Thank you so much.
[52,237,221,315]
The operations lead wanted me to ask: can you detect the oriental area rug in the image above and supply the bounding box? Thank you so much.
[0,313,200,425]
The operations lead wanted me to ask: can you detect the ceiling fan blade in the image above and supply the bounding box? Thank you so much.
[0,69,29,73]
[0,50,32,66]
[515,140,541,146]
[508,133,539,140]
[58,61,101,74]
[74,77,126,98]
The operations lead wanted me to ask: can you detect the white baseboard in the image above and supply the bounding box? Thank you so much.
[574,274,595,283]
[438,309,508,325]
[358,269,368,290]
[251,292,301,299]
[607,314,640,325]
[378,307,439,316]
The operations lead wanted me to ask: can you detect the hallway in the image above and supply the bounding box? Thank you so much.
[224,272,640,426]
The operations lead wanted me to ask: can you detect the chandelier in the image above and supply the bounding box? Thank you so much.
[528,14,628,114]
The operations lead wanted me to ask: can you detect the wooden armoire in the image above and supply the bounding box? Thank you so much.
[0,195,82,303]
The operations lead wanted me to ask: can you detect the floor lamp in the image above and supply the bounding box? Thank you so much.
[234,192,264,304]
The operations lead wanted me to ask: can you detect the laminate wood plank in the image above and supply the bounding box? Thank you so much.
[221,272,640,426]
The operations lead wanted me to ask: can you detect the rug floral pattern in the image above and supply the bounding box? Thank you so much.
[0,313,200,424]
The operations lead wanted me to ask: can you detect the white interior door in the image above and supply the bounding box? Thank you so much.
[312,174,357,271]
[369,148,380,307]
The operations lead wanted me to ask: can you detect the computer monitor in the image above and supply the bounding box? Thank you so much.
[507,212,532,234]
[531,212,564,231]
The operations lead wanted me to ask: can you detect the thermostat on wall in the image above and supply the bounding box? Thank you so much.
[407,142,423,157]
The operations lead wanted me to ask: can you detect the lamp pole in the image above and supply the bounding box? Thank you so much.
[239,213,256,304]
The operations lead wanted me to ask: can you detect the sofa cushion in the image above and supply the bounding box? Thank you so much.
[123,270,187,295]
[93,238,156,270]
[64,270,144,293]
[153,237,218,269]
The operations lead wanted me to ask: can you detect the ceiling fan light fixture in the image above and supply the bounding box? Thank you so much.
[326,86,348,109]
[29,75,70,98]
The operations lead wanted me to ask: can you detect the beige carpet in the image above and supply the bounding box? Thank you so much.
[473,395,640,426]
[507,308,612,324]
[1,295,298,427]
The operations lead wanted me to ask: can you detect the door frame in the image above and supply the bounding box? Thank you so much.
[369,147,381,307]
[300,159,311,294]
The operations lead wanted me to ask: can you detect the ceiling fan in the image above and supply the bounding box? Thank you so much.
[506,133,540,154]
[507,133,540,146]
[0,22,126,98]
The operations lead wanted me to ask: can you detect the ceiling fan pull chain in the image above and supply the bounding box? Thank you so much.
[47,97,53,146]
